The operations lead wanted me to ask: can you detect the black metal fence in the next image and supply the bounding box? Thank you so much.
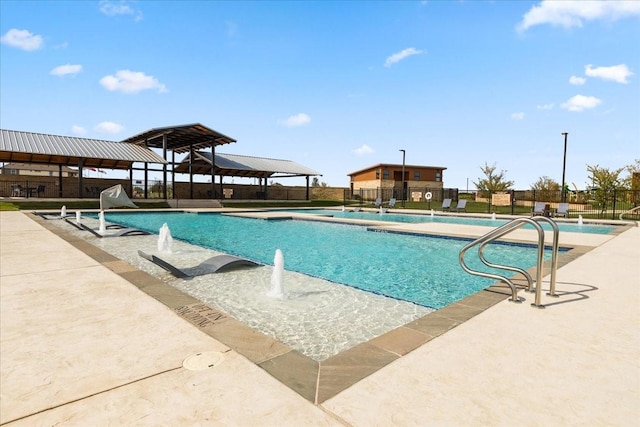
[343,187,640,220]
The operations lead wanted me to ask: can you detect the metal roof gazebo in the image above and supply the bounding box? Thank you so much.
[120,123,237,199]
[174,151,322,200]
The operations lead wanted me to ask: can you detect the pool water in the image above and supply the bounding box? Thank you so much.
[102,211,558,309]
[283,209,616,234]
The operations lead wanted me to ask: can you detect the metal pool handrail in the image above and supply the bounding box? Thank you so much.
[619,206,640,223]
[459,216,560,308]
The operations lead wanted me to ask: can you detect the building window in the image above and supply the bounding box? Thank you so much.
[435,171,442,182]
[376,170,380,179]
[383,170,389,180]
[414,171,420,181]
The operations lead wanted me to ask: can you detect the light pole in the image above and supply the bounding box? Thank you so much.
[561,132,568,203]
[399,149,406,207]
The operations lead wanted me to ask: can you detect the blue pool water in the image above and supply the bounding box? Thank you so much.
[283,209,616,234]
[101,211,560,309]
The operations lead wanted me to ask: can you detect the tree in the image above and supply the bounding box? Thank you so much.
[531,176,560,202]
[586,164,625,215]
[311,177,320,187]
[623,159,640,190]
[473,163,514,198]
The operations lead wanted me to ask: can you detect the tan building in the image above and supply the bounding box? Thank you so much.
[0,162,79,178]
[348,163,446,193]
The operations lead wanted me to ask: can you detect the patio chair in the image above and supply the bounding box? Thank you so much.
[555,202,569,218]
[373,197,382,207]
[386,198,397,208]
[531,202,546,216]
[441,198,452,211]
[455,199,467,212]
[11,184,23,197]
[138,250,261,278]
[36,184,45,197]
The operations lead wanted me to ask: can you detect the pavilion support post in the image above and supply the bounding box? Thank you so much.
[144,162,149,199]
[128,166,133,197]
[210,143,216,199]
[78,159,84,198]
[219,174,223,199]
[172,150,176,199]
[187,147,193,199]
[306,176,310,201]
[264,175,269,200]
[58,165,63,197]
[162,134,168,200]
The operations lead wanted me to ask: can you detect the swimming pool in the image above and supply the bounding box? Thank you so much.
[101,211,558,309]
[282,209,617,234]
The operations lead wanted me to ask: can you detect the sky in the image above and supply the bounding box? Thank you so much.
[1,0,639,190]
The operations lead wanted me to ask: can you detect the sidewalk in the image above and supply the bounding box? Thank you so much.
[1,211,638,425]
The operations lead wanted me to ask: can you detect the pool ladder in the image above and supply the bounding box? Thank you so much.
[458,216,560,308]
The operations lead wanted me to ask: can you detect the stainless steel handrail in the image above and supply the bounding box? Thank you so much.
[459,216,560,308]
[619,206,640,222]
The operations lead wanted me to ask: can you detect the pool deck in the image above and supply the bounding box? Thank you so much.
[1,210,639,425]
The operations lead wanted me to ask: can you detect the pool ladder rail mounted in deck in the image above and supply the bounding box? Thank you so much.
[458,216,560,309]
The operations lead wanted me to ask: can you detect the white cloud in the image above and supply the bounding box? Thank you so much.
[280,113,311,127]
[50,64,83,77]
[384,47,424,67]
[517,0,640,32]
[561,94,602,112]
[100,70,167,94]
[511,112,525,120]
[95,121,124,134]
[585,64,634,84]
[353,144,374,156]
[536,103,555,110]
[0,28,43,51]
[99,0,143,21]
[569,75,586,85]
[71,125,87,135]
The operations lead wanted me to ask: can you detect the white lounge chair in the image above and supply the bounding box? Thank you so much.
[455,199,467,212]
[373,198,382,207]
[441,198,452,211]
[555,202,569,218]
[386,198,397,208]
[532,202,546,216]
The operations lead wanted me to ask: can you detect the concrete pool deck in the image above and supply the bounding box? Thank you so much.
[1,210,638,425]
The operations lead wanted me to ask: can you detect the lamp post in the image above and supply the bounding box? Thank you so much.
[561,132,568,203]
[399,149,406,207]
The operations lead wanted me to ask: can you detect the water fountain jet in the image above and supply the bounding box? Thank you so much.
[430,209,434,217]
[61,205,67,218]
[158,223,173,253]
[98,211,106,234]
[492,212,497,220]
[267,249,285,299]
[75,211,82,223]
[578,215,583,226]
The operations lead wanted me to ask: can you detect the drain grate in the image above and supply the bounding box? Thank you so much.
[182,351,224,371]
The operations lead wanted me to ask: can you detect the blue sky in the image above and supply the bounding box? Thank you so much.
[1,0,639,189]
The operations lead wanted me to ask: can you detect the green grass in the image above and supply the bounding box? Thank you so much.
[0,200,170,211]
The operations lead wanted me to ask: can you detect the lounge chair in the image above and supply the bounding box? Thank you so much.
[386,198,397,208]
[531,202,546,216]
[76,221,150,238]
[441,198,452,211]
[555,202,569,218]
[455,199,467,212]
[11,184,23,197]
[138,250,261,278]
[373,197,382,207]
